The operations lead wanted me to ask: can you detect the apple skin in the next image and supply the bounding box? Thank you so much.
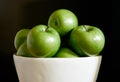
[55,48,79,58]
[14,29,30,50]
[16,41,33,57]
[69,25,105,56]
[27,24,61,57]
[48,9,78,36]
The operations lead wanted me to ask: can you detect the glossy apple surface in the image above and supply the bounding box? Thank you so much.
[55,48,79,58]
[48,9,78,36]
[14,29,30,50]
[27,24,61,57]
[69,25,105,56]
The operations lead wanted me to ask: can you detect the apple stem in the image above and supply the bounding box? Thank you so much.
[45,26,49,31]
[83,25,87,31]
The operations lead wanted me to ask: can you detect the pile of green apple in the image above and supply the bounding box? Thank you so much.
[14,9,105,58]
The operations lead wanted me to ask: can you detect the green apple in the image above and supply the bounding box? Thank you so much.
[14,29,30,50]
[69,25,105,56]
[27,24,61,57]
[16,41,33,57]
[48,9,78,36]
[55,48,79,58]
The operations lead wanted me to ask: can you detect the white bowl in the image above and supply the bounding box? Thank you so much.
[13,54,102,82]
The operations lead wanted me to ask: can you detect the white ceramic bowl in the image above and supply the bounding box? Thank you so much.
[13,54,102,82]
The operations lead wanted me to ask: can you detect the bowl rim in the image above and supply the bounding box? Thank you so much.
[13,53,102,59]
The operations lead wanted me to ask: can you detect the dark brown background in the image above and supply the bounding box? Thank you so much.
[0,0,114,82]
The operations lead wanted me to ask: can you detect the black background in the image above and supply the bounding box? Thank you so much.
[0,0,114,82]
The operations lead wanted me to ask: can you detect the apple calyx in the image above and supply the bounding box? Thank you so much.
[54,19,58,27]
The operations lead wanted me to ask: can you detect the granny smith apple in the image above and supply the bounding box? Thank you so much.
[48,9,78,36]
[27,24,61,57]
[55,48,79,58]
[16,41,33,57]
[14,29,30,50]
[69,25,105,56]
